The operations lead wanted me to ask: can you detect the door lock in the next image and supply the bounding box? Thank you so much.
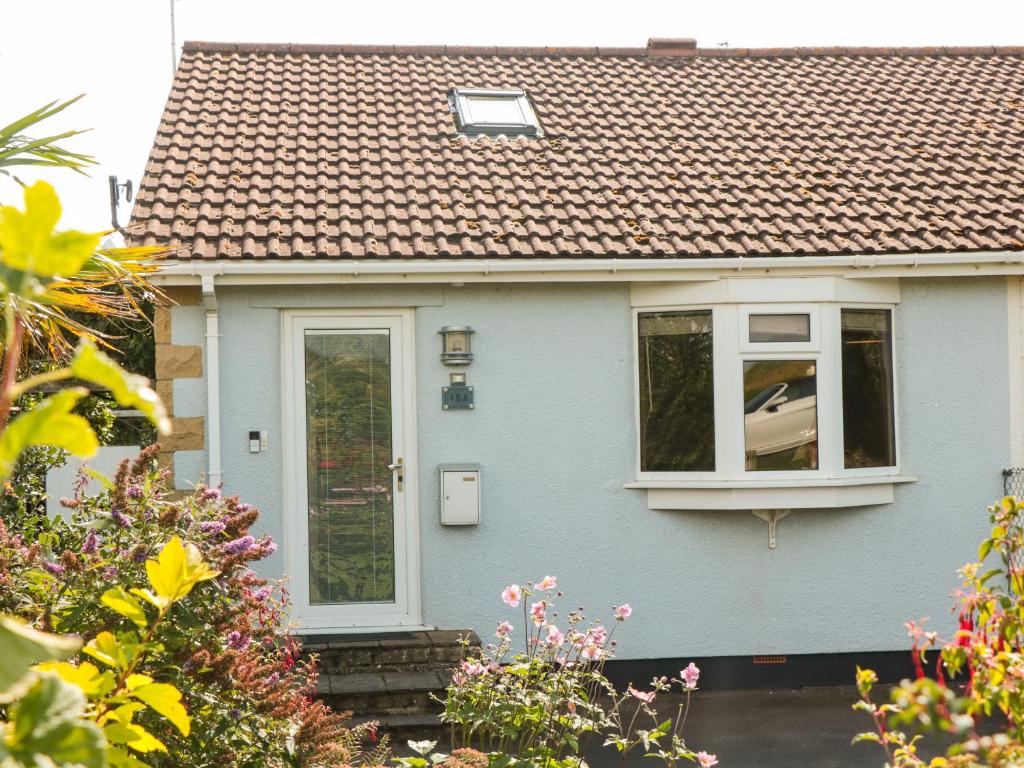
[387,457,404,492]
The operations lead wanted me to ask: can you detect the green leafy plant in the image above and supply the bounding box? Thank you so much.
[0,448,392,768]
[854,496,1024,766]
[423,579,716,768]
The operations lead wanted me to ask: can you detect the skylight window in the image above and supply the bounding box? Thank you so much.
[451,88,541,136]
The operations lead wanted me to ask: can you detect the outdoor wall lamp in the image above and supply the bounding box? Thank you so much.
[439,326,474,365]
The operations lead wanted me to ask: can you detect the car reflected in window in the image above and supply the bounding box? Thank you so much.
[743,363,818,470]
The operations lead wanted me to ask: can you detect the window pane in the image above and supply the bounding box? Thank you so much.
[842,309,896,468]
[638,311,715,472]
[749,313,811,343]
[744,360,818,471]
[304,330,395,605]
[466,95,525,125]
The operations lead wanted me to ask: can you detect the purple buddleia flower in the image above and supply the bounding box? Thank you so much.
[102,566,119,580]
[199,520,226,536]
[81,531,99,555]
[221,535,255,556]
[111,508,132,527]
[227,631,251,650]
[234,503,254,513]
[132,547,148,563]
[200,487,222,502]
[260,536,277,556]
[43,562,65,576]
[126,484,144,500]
[253,586,272,601]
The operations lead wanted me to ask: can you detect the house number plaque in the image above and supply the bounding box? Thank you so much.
[442,383,475,410]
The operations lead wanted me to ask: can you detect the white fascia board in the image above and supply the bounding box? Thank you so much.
[147,251,1024,286]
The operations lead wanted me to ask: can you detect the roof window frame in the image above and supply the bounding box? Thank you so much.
[450,88,542,137]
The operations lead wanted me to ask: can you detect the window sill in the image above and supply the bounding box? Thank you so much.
[623,475,917,510]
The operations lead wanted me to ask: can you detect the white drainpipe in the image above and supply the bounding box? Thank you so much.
[200,273,222,488]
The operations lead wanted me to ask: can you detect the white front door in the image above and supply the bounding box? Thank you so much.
[282,310,421,630]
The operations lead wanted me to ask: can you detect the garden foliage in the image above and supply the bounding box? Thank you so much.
[855,496,1024,766]
[403,578,717,768]
[0,99,388,767]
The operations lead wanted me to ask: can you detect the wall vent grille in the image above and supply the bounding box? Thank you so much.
[753,655,788,665]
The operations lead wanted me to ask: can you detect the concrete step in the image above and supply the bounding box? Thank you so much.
[305,629,479,724]
[303,630,480,675]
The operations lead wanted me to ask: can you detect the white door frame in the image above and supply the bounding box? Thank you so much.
[281,308,422,631]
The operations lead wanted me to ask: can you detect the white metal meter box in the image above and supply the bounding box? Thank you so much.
[438,464,481,525]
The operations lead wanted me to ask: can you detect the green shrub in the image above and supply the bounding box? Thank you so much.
[0,445,391,767]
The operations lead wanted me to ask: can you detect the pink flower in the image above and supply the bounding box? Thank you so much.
[460,660,487,676]
[496,620,513,637]
[614,603,632,620]
[546,626,565,646]
[580,643,602,661]
[535,575,557,591]
[530,601,547,626]
[627,686,656,704]
[697,752,718,768]
[502,584,522,607]
[681,662,700,690]
[588,626,608,645]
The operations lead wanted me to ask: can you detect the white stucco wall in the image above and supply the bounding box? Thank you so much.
[168,276,1011,659]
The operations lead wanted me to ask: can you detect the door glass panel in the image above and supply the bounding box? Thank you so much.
[842,309,896,468]
[638,310,715,472]
[748,314,811,343]
[744,360,818,471]
[304,330,395,605]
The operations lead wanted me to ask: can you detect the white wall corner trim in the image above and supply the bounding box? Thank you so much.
[1009,276,1024,468]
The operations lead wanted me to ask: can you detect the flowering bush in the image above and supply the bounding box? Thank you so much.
[854,496,1024,766]
[0,445,391,768]
[421,577,715,768]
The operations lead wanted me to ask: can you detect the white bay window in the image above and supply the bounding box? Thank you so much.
[627,278,914,510]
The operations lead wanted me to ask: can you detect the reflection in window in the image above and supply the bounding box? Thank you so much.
[749,313,811,343]
[743,361,818,471]
[638,311,715,471]
[304,330,395,605]
[842,309,896,468]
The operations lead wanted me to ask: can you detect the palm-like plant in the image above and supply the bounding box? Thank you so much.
[0,96,167,361]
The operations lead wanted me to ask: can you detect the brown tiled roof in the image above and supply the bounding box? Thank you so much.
[128,40,1024,259]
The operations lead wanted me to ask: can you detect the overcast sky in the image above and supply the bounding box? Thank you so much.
[2,0,1022,235]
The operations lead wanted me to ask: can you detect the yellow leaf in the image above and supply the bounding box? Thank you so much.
[82,631,125,669]
[104,721,168,753]
[71,341,170,435]
[33,660,112,697]
[131,682,190,736]
[125,673,153,691]
[0,180,102,277]
[129,587,165,610]
[145,536,218,606]
[102,587,149,629]
[100,701,145,725]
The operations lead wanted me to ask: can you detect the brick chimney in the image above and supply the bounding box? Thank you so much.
[647,38,698,56]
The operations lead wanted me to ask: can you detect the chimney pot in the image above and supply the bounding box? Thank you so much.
[647,38,698,56]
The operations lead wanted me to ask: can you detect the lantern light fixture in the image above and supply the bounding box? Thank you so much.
[440,326,474,365]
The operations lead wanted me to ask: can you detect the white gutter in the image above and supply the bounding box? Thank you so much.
[200,274,222,489]
[149,251,1024,285]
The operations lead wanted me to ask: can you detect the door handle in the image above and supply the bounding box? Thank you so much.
[387,457,404,492]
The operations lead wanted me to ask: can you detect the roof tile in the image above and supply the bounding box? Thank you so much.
[129,42,1024,259]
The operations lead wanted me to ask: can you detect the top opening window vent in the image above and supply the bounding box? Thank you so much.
[451,88,541,136]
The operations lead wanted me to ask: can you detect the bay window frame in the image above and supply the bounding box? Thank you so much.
[628,278,912,509]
